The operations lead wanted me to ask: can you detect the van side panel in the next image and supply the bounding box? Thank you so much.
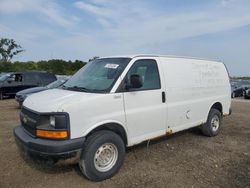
[159,57,231,132]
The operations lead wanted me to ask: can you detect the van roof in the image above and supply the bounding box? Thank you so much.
[100,54,222,63]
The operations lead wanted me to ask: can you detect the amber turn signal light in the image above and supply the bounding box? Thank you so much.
[36,129,68,139]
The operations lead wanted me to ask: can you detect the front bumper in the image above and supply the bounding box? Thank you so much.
[14,125,85,160]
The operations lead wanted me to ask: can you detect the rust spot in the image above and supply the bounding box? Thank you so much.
[166,127,173,135]
[146,127,174,142]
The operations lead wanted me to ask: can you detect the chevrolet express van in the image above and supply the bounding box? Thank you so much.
[14,55,231,181]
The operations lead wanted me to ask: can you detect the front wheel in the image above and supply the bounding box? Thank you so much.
[0,91,3,100]
[245,95,250,99]
[231,92,235,98]
[242,91,246,97]
[201,108,222,137]
[79,130,125,181]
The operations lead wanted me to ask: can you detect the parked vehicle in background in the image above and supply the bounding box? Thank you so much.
[0,73,12,80]
[14,55,231,181]
[244,88,250,99]
[15,78,68,107]
[0,72,8,77]
[0,71,56,100]
[238,80,250,85]
[231,85,250,98]
[230,82,239,91]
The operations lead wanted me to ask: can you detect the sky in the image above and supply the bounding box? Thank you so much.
[0,0,250,76]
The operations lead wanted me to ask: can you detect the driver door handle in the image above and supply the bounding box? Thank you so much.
[162,91,166,103]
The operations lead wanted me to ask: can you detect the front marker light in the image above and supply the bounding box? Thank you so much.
[36,129,68,139]
[50,116,56,127]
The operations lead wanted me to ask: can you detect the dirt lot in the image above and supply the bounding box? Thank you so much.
[0,99,249,188]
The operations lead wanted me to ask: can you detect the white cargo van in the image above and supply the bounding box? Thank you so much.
[14,55,231,181]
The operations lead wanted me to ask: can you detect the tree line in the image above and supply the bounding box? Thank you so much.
[0,38,87,75]
[0,60,86,75]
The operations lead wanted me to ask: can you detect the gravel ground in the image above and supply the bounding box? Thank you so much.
[0,99,249,188]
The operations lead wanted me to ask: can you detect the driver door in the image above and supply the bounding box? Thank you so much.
[122,59,167,145]
[4,74,23,95]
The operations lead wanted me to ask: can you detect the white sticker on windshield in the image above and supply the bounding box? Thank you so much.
[104,64,119,69]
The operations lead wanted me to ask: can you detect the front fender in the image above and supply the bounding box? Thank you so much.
[83,120,129,139]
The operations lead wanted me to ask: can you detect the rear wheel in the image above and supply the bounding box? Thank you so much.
[79,130,125,181]
[201,108,222,137]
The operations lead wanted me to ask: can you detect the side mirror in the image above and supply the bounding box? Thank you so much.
[128,74,143,89]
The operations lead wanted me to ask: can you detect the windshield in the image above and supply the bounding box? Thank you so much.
[0,74,10,81]
[63,58,131,93]
[47,79,66,89]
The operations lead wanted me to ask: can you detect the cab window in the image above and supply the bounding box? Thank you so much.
[126,59,161,91]
[9,74,23,82]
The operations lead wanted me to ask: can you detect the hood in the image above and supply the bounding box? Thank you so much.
[16,87,47,96]
[23,88,102,112]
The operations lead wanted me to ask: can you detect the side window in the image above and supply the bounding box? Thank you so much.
[126,59,161,91]
[32,73,39,82]
[10,74,23,82]
[24,73,38,85]
[42,73,56,85]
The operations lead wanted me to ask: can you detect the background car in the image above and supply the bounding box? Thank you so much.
[0,72,8,77]
[231,85,250,98]
[0,71,56,100]
[15,78,68,107]
[244,89,250,99]
[0,73,11,80]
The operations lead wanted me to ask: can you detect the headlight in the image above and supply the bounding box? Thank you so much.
[50,116,56,127]
[36,113,69,139]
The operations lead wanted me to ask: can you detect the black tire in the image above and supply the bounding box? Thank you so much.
[231,92,235,98]
[242,91,246,97]
[79,130,125,181]
[201,108,222,137]
[0,91,3,100]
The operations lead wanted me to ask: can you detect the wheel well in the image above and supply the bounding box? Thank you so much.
[87,123,128,145]
[211,102,223,114]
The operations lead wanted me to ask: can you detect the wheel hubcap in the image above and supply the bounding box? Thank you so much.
[211,115,220,132]
[94,143,118,172]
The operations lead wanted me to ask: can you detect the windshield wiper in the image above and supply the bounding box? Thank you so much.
[65,85,90,92]
[61,85,68,89]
